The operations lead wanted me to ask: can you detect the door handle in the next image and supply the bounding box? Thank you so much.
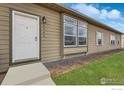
[35,36,38,41]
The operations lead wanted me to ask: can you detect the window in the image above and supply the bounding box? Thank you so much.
[64,15,87,47]
[116,37,120,45]
[110,35,116,45]
[78,21,87,46]
[64,16,77,46]
[118,40,120,45]
[96,31,103,45]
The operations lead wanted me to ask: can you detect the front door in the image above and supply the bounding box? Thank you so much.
[12,10,40,63]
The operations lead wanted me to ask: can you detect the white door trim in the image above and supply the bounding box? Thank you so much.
[12,10,40,63]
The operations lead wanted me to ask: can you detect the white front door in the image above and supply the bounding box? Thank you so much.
[12,11,40,63]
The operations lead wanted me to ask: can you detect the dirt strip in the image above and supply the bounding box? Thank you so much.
[44,49,123,76]
[0,73,6,85]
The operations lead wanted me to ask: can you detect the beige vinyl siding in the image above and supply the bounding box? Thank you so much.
[64,47,87,55]
[0,4,122,73]
[0,64,9,73]
[121,35,124,48]
[0,3,61,65]
[0,6,9,73]
[88,23,121,54]
[63,15,88,57]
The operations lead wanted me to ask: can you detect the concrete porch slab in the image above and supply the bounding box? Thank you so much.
[1,62,55,85]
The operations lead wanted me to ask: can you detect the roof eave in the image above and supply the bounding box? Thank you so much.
[36,3,123,34]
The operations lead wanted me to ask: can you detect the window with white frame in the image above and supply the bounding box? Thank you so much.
[64,15,87,47]
[96,31,103,45]
[117,39,120,45]
[78,21,87,46]
[64,15,77,46]
[110,35,116,45]
[116,36,120,45]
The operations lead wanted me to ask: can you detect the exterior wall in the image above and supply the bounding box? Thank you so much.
[0,3,61,73]
[121,35,124,48]
[88,24,121,54]
[0,6,9,72]
[64,47,87,55]
[0,4,122,73]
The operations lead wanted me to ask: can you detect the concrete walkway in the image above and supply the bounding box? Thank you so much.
[1,62,55,85]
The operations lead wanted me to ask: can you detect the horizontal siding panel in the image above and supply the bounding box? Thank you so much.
[42,35,59,39]
[42,57,60,62]
[64,47,87,55]
[42,32,60,35]
[0,35,9,39]
[41,30,60,34]
[0,11,9,17]
[0,49,9,54]
[0,6,9,12]
[41,50,60,54]
[0,40,9,44]
[0,21,9,26]
[46,20,60,25]
[43,32,60,36]
[0,26,9,30]
[0,31,9,35]
[42,45,60,48]
[0,58,9,64]
[42,53,60,57]
[43,29,59,33]
[42,41,59,44]
[44,28,60,31]
[0,45,9,49]
[19,4,57,12]
[0,16,9,21]
[42,38,60,41]
[0,54,9,59]
[42,48,60,52]
[42,44,59,47]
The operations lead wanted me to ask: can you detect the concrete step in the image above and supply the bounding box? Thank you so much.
[1,62,55,85]
[32,77,55,85]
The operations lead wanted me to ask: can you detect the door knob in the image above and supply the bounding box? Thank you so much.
[35,36,38,41]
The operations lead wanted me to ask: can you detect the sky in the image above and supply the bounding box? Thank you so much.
[64,3,124,33]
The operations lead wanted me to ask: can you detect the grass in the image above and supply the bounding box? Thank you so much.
[52,51,124,85]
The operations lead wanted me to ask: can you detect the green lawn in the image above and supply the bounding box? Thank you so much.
[52,51,124,85]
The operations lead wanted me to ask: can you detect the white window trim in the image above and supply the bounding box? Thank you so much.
[63,15,88,47]
[63,18,77,47]
[110,35,116,45]
[96,31,103,46]
[116,36,120,45]
[78,37,87,47]
[64,15,77,26]
[64,34,77,47]
[64,23,77,36]
[78,26,87,46]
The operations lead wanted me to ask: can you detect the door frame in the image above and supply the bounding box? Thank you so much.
[9,9,41,66]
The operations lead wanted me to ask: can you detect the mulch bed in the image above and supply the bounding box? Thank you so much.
[44,49,123,76]
[0,49,123,84]
[0,72,6,85]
